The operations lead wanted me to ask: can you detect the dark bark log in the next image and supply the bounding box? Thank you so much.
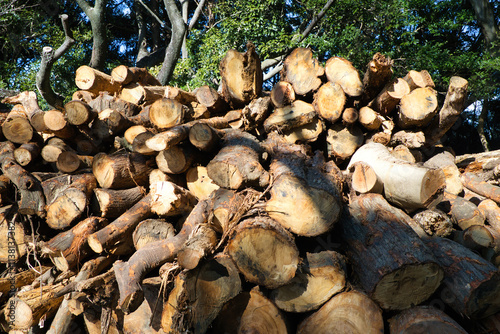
[389,306,467,334]
[362,52,393,103]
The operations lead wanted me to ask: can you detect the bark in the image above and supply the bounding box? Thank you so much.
[325,56,364,97]
[389,306,467,334]
[91,186,146,218]
[341,194,444,310]
[91,107,133,141]
[439,192,486,230]
[462,171,500,205]
[110,65,160,86]
[478,199,500,233]
[368,78,410,116]
[412,208,454,237]
[0,266,51,304]
[241,95,272,131]
[89,92,140,117]
[389,130,426,149]
[132,218,175,250]
[280,47,323,96]
[14,142,41,166]
[469,0,500,56]
[1,91,47,132]
[362,52,393,103]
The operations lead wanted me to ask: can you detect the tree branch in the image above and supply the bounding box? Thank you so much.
[188,0,206,31]
[136,0,167,29]
[36,14,75,110]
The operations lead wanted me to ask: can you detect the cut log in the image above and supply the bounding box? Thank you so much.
[342,107,359,125]
[212,287,289,334]
[241,95,272,131]
[155,144,195,174]
[56,151,92,173]
[362,52,393,102]
[132,218,175,250]
[220,42,262,107]
[454,224,496,251]
[0,205,27,263]
[462,172,500,205]
[349,161,383,194]
[149,181,196,217]
[148,98,186,129]
[313,82,345,123]
[177,224,217,270]
[1,90,47,132]
[194,85,227,113]
[358,106,383,131]
[270,81,296,108]
[389,306,467,334]
[188,122,222,152]
[403,69,435,90]
[46,187,91,230]
[391,144,416,163]
[43,109,76,139]
[341,194,444,310]
[439,192,486,230]
[0,266,51,304]
[478,199,500,233]
[325,56,363,97]
[14,142,41,166]
[264,99,317,132]
[297,290,384,334]
[365,117,394,146]
[89,91,140,117]
[41,137,75,163]
[265,144,343,236]
[1,104,33,144]
[207,130,269,189]
[64,99,97,126]
[424,76,468,146]
[422,236,500,319]
[424,151,463,196]
[110,65,160,86]
[185,166,220,200]
[92,151,154,189]
[369,78,410,116]
[91,108,133,141]
[226,216,299,289]
[412,208,454,237]
[119,83,165,105]
[161,254,241,334]
[91,186,146,218]
[270,250,346,313]
[389,129,426,149]
[280,116,324,144]
[326,123,364,160]
[72,89,96,103]
[280,47,324,96]
[75,65,120,95]
[348,142,445,210]
[397,87,438,128]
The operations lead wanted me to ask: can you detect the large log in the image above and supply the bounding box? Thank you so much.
[389,306,467,334]
[324,56,363,97]
[397,87,438,128]
[341,194,444,310]
[1,91,47,132]
[280,47,323,96]
[264,99,317,133]
[75,65,120,95]
[110,65,160,86]
[1,104,34,144]
[313,82,345,123]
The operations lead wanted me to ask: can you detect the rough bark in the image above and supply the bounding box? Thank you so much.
[389,306,467,334]
[362,52,393,103]
[91,186,146,218]
[439,192,486,230]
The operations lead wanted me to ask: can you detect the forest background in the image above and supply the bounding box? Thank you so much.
[0,0,498,154]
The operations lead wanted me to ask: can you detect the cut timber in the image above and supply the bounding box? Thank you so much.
[358,106,383,131]
[177,224,217,269]
[226,216,299,289]
[91,108,133,141]
[424,76,468,146]
[43,109,75,139]
[212,287,289,334]
[369,78,410,116]
[113,197,210,314]
[124,125,148,145]
[75,65,120,95]
[265,145,343,236]
[280,47,323,96]
[270,250,346,313]
[194,85,227,112]
[341,194,444,310]
[91,186,145,218]
[41,137,75,163]
[1,91,46,132]
[0,205,26,263]
[189,122,222,152]
[0,266,51,303]
[72,89,96,103]
[342,107,359,124]
[362,52,393,102]
[325,56,363,97]
[149,98,186,129]
[1,104,33,144]
[56,151,92,173]
[241,95,272,131]
[110,65,160,86]
[149,181,196,216]
[439,192,485,230]
[348,142,445,210]
[92,151,154,189]
[270,81,296,108]
[209,187,247,234]
[389,306,467,334]
[219,42,262,107]
[478,199,500,233]
[389,130,426,149]
[119,83,165,105]
[349,161,383,194]
[391,144,416,163]
[281,116,324,144]
[397,87,438,128]
[132,218,175,250]
[424,151,463,195]
[422,236,500,319]
[45,187,91,229]
[365,117,394,146]
[64,99,97,126]
[186,166,220,200]
[326,123,364,161]
[403,70,435,90]
[155,144,195,174]
[89,91,140,117]
[412,208,453,237]
[42,216,108,271]
[462,172,500,205]
[207,130,269,189]
[313,82,346,123]
[14,142,40,166]
[297,290,384,334]
[161,254,241,334]
[264,99,317,132]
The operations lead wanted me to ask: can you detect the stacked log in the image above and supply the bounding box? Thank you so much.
[0,44,499,334]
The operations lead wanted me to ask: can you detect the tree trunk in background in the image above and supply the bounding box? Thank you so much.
[76,0,108,71]
[477,99,490,151]
[469,0,499,57]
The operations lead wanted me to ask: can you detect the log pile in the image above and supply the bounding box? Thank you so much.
[1,44,500,334]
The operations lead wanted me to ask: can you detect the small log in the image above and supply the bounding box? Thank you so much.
[241,95,272,131]
[424,76,468,146]
[391,144,416,163]
[439,192,486,230]
[56,151,92,173]
[362,52,393,102]
[358,106,383,130]
[41,137,75,163]
[41,172,96,205]
[64,100,97,126]
[132,218,175,250]
[149,181,196,217]
[341,194,444,310]
[91,186,146,218]
[412,208,454,237]
[270,81,296,108]
[397,87,438,128]
[313,82,345,123]
[365,117,394,146]
[119,83,165,105]
[194,85,227,113]
[369,78,410,116]
[270,250,346,313]
[326,123,364,160]
[220,42,262,107]
[92,151,154,189]
[325,56,363,97]
[1,91,47,132]
[209,187,248,234]
[207,130,269,189]
[113,197,210,314]
[72,89,96,103]
[43,109,76,139]
[91,108,133,141]
[264,99,317,132]
[212,287,289,334]
[75,65,120,95]
[87,193,153,254]
[462,172,500,205]
[349,161,383,194]
[478,199,500,233]
[297,290,384,334]
[389,306,467,334]
[124,124,148,145]
[348,142,445,210]
[156,144,195,174]
[185,166,220,200]
[280,47,324,96]
[1,104,33,144]
[89,91,140,117]
[161,254,241,334]
[280,116,324,144]
[422,236,500,319]
[0,205,27,263]
[389,129,426,149]
[148,97,186,129]
[454,224,496,251]
[131,130,156,155]
[177,224,218,270]
[424,151,463,196]
[226,216,299,289]
[342,107,359,125]
[188,122,222,152]
[164,85,198,105]
[42,217,108,271]
[14,142,41,166]
[403,69,435,90]
[110,65,161,86]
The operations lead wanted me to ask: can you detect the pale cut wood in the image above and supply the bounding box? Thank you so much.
[270,81,296,108]
[110,65,160,86]
[424,151,463,196]
[325,56,363,97]
[14,142,40,166]
[241,95,272,131]
[365,117,394,146]
[186,166,220,200]
[342,107,359,124]
[397,87,438,128]
[0,206,27,263]
[72,89,96,103]
[188,122,222,152]
[64,99,97,126]
[478,199,500,233]
[313,82,345,123]
[91,108,133,140]
[1,90,47,132]
[91,186,146,218]
[132,218,175,250]
[155,144,195,174]
[264,99,317,132]
[403,69,435,90]
[124,124,148,145]
[280,116,324,144]
[41,137,75,163]
[349,161,383,194]
[369,78,410,116]
[43,109,75,139]
[194,85,227,112]
[149,181,196,217]
[75,65,120,95]
[297,290,384,334]
[348,142,445,210]
[326,123,364,160]
[280,47,324,96]
[389,130,426,149]
[149,98,186,129]
[119,84,165,105]
[391,144,416,163]
[1,104,33,144]
[358,106,383,130]
[389,306,467,334]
